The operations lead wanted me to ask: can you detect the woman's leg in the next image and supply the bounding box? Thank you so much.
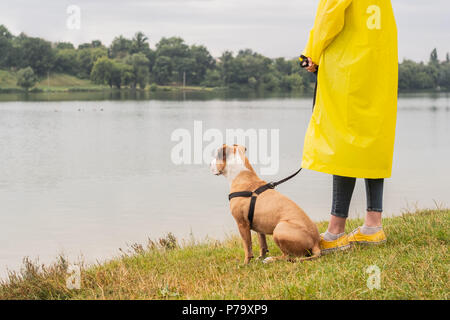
[363,178,384,229]
[327,175,356,234]
[348,178,386,244]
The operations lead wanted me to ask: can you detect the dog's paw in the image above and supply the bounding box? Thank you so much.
[262,257,276,264]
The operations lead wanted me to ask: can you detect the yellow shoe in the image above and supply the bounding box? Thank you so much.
[348,227,387,245]
[319,233,351,254]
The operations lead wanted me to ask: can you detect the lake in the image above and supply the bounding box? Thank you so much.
[0,91,449,277]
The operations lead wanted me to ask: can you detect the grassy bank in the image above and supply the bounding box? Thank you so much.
[0,69,102,91]
[0,209,448,300]
[0,69,215,93]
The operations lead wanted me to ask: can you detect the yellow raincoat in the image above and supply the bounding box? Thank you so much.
[302,0,398,178]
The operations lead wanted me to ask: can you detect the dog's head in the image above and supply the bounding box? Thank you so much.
[210,144,250,177]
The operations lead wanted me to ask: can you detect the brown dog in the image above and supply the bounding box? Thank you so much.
[210,144,321,264]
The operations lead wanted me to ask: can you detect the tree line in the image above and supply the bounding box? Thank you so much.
[0,25,449,92]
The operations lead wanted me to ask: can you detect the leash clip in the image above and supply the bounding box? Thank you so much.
[267,182,276,189]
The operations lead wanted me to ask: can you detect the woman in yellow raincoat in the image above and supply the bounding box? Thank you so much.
[302,0,398,252]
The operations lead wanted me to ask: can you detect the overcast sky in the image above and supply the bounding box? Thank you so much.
[1,0,449,62]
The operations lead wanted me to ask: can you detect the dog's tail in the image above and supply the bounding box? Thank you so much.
[298,245,321,262]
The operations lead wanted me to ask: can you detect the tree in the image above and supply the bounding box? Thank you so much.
[146,48,157,72]
[91,40,103,48]
[189,45,215,85]
[91,56,127,88]
[77,40,104,50]
[218,51,235,85]
[427,48,440,87]
[429,48,439,65]
[237,50,273,85]
[155,37,190,83]
[126,53,150,89]
[77,49,94,78]
[438,60,450,89]
[262,73,280,91]
[77,47,107,78]
[215,49,274,88]
[274,57,294,75]
[120,64,134,87]
[16,67,38,91]
[91,56,116,88]
[56,42,74,50]
[110,35,132,59]
[0,24,12,39]
[202,69,222,87]
[248,76,258,89]
[153,56,173,85]
[0,25,13,67]
[280,74,304,91]
[78,43,90,50]
[110,61,125,88]
[398,59,435,90]
[54,49,78,74]
[398,59,415,90]
[14,34,55,76]
[131,32,149,54]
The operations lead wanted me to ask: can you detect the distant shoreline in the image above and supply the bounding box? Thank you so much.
[2,68,449,96]
[0,83,217,94]
[0,83,448,95]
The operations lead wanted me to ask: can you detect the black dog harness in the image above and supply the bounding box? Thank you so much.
[227,57,313,228]
[228,168,302,228]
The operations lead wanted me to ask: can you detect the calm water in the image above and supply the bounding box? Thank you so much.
[0,91,449,277]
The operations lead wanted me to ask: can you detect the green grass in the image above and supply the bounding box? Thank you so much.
[155,85,215,92]
[0,69,19,88]
[0,69,214,93]
[0,69,105,92]
[35,73,105,91]
[0,209,448,300]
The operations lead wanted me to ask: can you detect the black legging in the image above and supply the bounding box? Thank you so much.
[331,175,384,218]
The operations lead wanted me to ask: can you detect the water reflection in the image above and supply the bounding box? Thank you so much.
[0,88,321,102]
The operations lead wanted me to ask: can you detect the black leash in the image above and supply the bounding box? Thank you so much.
[228,55,315,228]
[299,54,319,111]
[228,168,303,228]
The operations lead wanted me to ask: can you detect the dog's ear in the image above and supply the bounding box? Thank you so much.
[218,144,227,161]
[216,144,229,173]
